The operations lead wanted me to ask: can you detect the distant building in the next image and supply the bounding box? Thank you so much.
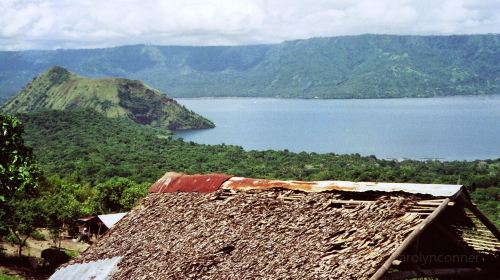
[52,172,499,279]
[75,213,127,241]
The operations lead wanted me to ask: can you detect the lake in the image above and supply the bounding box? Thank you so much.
[176,96,500,161]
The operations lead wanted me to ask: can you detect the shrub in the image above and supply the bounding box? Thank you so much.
[63,249,77,259]
[30,230,45,241]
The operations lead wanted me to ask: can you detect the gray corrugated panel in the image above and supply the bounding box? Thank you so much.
[49,256,122,280]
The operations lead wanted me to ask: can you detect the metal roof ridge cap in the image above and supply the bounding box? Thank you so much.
[221,177,463,197]
[224,177,462,187]
[218,174,234,187]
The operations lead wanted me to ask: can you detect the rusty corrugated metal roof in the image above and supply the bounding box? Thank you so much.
[149,172,462,197]
[149,172,232,193]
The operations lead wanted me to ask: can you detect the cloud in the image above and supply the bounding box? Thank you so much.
[0,0,499,50]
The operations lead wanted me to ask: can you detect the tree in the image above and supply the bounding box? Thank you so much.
[119,182,150,210]
[7,198,44,257]
[41,183,83,248]
[0,114,43,257]
[93,177,136,213]
[0,115,40,201]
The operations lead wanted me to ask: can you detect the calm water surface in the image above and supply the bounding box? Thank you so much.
[176,96,500,160]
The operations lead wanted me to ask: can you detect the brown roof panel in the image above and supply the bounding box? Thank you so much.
[149,172,232,193]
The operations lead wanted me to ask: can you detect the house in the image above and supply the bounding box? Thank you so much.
[74,213,127,241]
[52,172,499,279]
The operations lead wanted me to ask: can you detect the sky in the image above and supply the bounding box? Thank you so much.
[1,0,499,50]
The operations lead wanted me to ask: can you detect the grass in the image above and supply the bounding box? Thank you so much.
[0,228,89,262]
[0,228,89,279]
[0,270,23,280]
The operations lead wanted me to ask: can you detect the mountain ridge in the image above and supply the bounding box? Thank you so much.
[1,66,214,130]
[0,34,498,99]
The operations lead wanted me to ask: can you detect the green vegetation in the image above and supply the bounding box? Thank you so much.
[0,113,151,259]
[2,67,214,130]
[13,109,499,225]
[63,249,78,259]
[93,177,150,213]
[471,187,500,226]
[0,115,43,257]
[29,230,45,241]
[0,272,23,280]
[0,35,499,99]
[0,115,40,202]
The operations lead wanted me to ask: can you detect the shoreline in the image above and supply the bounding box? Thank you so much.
[172,135,500,163]
[175,93,500,101]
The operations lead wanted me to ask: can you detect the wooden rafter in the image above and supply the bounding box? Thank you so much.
[370,198,451,280]
[458,192,500,241]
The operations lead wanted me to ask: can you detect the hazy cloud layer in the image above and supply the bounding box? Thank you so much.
[1,0,499,50]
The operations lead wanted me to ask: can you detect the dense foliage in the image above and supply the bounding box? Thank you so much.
[0,115,40,201]
[471,187,500,226]
[17,109,500,224]
[1,114,154,258]
[1,35,499,100]
[92,177,150,213]
[0,115,43,257]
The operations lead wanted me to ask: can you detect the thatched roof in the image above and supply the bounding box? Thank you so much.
[52,173,500,280]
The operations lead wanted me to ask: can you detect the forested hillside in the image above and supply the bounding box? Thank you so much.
[1,34,498,100]
[2,67,214,130]
[17,109,500,225]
